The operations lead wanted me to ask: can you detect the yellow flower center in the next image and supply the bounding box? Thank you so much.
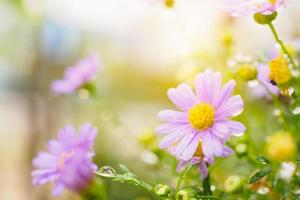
[165,0,174,7]
[269,0,276,5]
[193,142,204,158]
[188,103,215,131]
[269,56,291,85]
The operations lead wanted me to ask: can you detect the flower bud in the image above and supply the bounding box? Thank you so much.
[235,143,248,157]
[238,64,257,81]
[176,188,198,200]
[155,184,171,197]
[224,175,243,193]
[253,12,277,25]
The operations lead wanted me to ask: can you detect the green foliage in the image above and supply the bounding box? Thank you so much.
[249,167,272,184]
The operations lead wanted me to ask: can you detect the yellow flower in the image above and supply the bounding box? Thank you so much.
[221,30,233,48]
[165,0,174,7]
[138,129,157,151]
[269,56,292,84]
[267,132,296,161]
[269,0,276,5]
[238,64,257,81]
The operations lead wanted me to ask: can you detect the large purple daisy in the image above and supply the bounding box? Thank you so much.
[156,69,246,167]
[32,124,98,196]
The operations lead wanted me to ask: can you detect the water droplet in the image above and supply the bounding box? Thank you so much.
[97,166,116,177]
[142,151,158,165]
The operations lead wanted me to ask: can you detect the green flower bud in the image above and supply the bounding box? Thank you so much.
[235,143,248,157]
[155,184,171,197]
[176,188,198,200]
[224,175,243,193]
[238,64,257,81]
[253,12,277,25]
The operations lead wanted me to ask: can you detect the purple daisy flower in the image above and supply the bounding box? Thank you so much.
[156,69,246,175]
[51,54,100,95]
[32,124,98,196]
[223,0,288,17]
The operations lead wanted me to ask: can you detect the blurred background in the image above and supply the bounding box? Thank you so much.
[1,0,300,199]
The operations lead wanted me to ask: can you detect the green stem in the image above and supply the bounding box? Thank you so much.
[203,172,212,196]
[175,165,194,195]
[267,22,297,69]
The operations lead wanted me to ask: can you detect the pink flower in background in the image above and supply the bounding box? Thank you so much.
[223,0,288,17]
[51,54,100,95]
[156,69,245,176]
[257,64,280,95]
[32,124,98,196]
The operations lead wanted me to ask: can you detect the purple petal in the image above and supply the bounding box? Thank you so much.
[181,133,200,161]
[159,130,185,149]
[78,123,98,150]
[32,152,57,169]
[222,146,234,157]
[32,169,59,185]
[199,160,208,178]
[214,80,236,108]
[222,120,246,136]
[173,128,197,157]
[202,131,223,157]
[58,125,78,150]
[156,123,189,135]
[210,123,229,139]
[157,109,188,123]
[201,131,214,158]
[52,182,65,196]
[215,95,244,120]
[176,160,189,172]
[203,69,215,103]
[195,69,220,103]
[195,73,206,102]
[47,140,63,156]
[210,71,222,104]
[167,83,197,111]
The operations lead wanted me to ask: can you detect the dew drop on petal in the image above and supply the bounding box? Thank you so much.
[97,166,116,177]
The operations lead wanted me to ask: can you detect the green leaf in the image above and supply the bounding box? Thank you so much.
[249,167,272,184]
[256,156,270,165]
